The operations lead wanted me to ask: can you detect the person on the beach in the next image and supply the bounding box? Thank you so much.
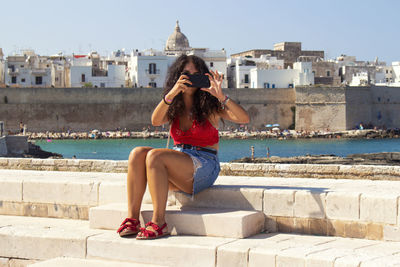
[117,55,249,239]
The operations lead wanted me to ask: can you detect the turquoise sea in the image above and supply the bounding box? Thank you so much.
[34,138,400,162]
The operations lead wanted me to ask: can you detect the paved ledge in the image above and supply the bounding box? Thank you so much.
[3,215,400,267]
[29,257,166,267]
[2,170,400,241]
[1,157,400,180]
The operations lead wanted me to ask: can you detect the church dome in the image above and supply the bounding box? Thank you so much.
[165,21,190,51]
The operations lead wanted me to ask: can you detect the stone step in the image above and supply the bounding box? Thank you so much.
[89,203,265,238]
[2,170,400,241]
[3,215,400,267]
[28,257,166,267]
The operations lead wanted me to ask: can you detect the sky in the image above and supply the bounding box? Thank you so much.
[1,0,399,63]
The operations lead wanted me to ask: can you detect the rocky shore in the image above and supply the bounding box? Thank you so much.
[17,128,400,140]
[232,152,400,166]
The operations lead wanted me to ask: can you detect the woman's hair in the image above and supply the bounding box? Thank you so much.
[163,55,222,123]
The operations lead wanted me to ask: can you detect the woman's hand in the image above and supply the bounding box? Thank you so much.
[202,70,225,101]
[166,74,192,100]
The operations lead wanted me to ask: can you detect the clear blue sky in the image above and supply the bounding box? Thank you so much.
[1,0,399,63]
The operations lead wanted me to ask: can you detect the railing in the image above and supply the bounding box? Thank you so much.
[145,69,160,75]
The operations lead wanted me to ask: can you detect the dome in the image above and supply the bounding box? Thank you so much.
[165,21,190,51]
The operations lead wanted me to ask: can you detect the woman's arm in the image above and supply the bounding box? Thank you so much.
[151,74,192,126]
[202,71,250,124]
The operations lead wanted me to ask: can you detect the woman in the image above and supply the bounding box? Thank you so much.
[117,55,249,239]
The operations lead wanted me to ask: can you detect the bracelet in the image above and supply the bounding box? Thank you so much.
[163,95,173,105]
[220,95,229,109]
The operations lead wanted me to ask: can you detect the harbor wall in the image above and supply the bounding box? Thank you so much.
[2,86,400,132]
[295,85,400,131]
[0,87,295,132]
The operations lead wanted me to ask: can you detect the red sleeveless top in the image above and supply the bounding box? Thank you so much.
[170,117,219,147]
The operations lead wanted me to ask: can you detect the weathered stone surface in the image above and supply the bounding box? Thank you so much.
[264,189,295,217]
[176,186,263,210]
[383,225,400,241]
[0,178,22,202]
[360,193,398,224]
[0,258,8,267]
[8,259,38,267]
[0,215,105,260]
[29,257,166,267]
[326,191,360,220]
[23,179,99,206]
[294,191,326,219]
[87,232,234,267]
[90,203,264,238]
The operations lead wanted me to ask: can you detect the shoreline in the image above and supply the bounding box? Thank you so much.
[11,128,400,140]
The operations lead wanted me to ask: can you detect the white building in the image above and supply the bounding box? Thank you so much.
[4,50,52,87]
[128,49,172,88]
[0,48,4,85]
[250,62,314,88]
[391,62,400,84]
[189,48,227,87]
[69,52,125,88]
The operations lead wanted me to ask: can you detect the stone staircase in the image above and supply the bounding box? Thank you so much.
[1,168,400,266]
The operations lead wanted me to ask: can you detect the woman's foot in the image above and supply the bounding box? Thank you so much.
[117,218,140,237]
[136,221,169,240]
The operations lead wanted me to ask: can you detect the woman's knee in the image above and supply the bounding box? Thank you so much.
[145,149,165,168]
[128,147,152,165]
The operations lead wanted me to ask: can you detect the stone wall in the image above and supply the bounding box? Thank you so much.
[296,85,400,131]
[0,87,295,131]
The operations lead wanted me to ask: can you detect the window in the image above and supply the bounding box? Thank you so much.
[149,63,156,74]
[327,70,331,77]
[11,76,17,84]
[21,78,25,83]
[210,62,214,67]
[81,74,85,82]
[272,84,275,88]
[35,76,43,85]
[148,82,157,88]
[20,65,24,68]
[386,70,389,74]
[55,77,59,82]
[244,74,249,83]
[288,84,293,88]
[264,82,270,88]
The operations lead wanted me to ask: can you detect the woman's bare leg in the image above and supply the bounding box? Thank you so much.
[127,146,153,219]
[145,148,194,225]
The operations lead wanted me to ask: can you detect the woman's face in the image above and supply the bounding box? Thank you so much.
[182,61,199,75]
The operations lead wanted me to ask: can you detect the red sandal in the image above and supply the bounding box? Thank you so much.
[117,218,140,237]
[136,221,169,240]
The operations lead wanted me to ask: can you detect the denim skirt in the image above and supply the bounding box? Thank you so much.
[173,146,220,195]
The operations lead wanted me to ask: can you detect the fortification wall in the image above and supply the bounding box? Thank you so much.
[295,86,346,131]
[0,87,295,132]
[296,86,400,131]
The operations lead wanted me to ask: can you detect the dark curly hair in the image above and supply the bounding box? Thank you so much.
[163,55,222,123]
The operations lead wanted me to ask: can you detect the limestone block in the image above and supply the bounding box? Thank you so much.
[175,186,264,210]
[326,191,360,220]
[8,259,38,267]
[360,193,398,224]
[227,163,244,172]
[87,232,234,267]
[98,181,161,205]
[0,224,98,260]
[294,190,326,219]
[47,203,89,220]
[305,248,353,267]
[98,181,127,205]
[0,158,8,166]
[264,189,295,217]
[29,257,166,267]
[23,179,99,206]
[384,225,400,241]
[217,244,248,267]
[0,178,22,202]
[360,255,400,267]
[90,203,264,238]
[0,258,8,267]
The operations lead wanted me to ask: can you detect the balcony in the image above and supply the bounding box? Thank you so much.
[145,69,160,75]
[7,68,19,75]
